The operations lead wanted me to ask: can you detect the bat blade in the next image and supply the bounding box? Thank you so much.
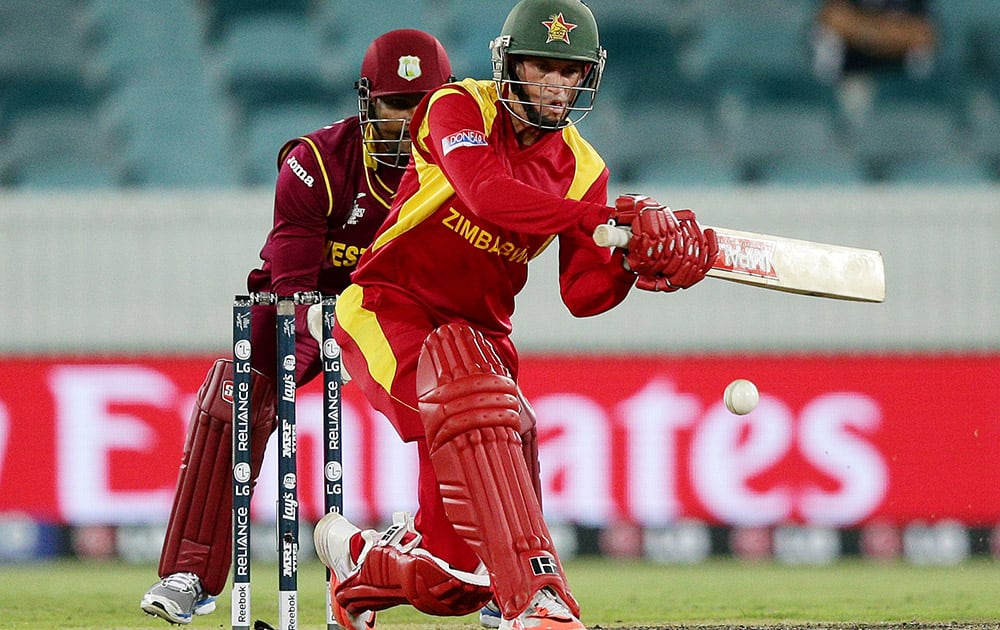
[592,223,885,302]
[707,226,885,302]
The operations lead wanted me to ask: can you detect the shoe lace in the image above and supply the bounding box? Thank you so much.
[529,588,571,619]
[161,572,202,596]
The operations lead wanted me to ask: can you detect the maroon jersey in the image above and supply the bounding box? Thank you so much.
[247,115,402,297]
[245,115,404,383]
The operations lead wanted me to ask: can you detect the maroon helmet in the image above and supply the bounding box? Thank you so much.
[357,29,453,166]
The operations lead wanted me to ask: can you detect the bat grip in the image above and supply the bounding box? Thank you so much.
[593,223,631,248]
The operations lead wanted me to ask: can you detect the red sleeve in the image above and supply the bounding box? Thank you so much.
[421,90,611,235]
[556,182,636,317]
[267,142,330,297]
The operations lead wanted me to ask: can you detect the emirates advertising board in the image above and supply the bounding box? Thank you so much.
[0,354,997,528]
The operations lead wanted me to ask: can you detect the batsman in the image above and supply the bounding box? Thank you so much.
[316,2,718,630]
[140,29,455,625]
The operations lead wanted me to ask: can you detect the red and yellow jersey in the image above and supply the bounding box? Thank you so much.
[350,79,635,336]
[247,115,403,298]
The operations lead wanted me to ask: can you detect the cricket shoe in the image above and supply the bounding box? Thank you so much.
[313,512,380,630]
[140,572,217,624]
[480,600,502,628]
[498,587,585,630]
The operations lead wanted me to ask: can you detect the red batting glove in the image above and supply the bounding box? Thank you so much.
[635,274,679,292]
[608,193,665,226]
[630,208,719,292]
[667,209,718,288]
[624,207,680,277]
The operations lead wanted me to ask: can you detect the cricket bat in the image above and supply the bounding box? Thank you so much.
[593,223,885,302]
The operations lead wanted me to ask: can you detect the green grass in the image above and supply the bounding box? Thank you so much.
[1,558,998,629]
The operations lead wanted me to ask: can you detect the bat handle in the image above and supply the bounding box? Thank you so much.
[593,223,631,248]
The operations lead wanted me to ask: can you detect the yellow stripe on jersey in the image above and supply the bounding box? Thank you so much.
[363,164,394,210]
[448,79,501,132]
[529,124,605,261]
[297,136,334,216]
[373,79,606,256]
[527,124,606,261]
[370,83,497,251]
[562,123,606,200]
[370,165,454,251]
[335,284,400,400]
[530,235,557,260]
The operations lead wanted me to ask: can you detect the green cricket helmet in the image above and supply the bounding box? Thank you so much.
[490,0,606,129]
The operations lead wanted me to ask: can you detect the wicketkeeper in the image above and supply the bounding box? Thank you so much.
[140,29,455,625]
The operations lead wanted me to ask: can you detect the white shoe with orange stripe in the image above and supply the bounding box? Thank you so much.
[498,587,585,630]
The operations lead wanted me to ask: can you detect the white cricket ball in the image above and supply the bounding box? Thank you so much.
[724,379,759,415]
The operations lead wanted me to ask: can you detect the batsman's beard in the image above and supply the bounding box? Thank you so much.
[510,83,569,130]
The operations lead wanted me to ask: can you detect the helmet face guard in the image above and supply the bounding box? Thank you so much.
[357,77,413,168]
[357,29,453,167]
[490,0,605,130]
[491,35,605,130]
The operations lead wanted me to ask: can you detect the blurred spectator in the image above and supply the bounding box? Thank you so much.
[812,0,937,120]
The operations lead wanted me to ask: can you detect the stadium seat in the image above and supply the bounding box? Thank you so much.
[755,153,866,186]
[212,14,338,117]
[935,1,1000,80]
[571,96,624,173]
[316,0,483,82]
[240,104,343,186]
[2,0,996,189]
[881,154,995,184]
[319,0,449,43]
[720,103,859,184]
[966,92,1000,181]
[13,161,119,189]
[434,0,509,80]
[846,102,967,181]
[969,25,1000,94]
[870,70,968,113]
[81,0,206,89]
[725,104,839,159]
[630,102,722,160]
[0,95,8,136]
[98,79,230,142]
[203,0,313,43]
[0,1,96,122]
[590,0,690,22]
[676,0,815,92]
[579,98,732,184]
[590,0,727,57]
[591,19,683,107]
[612,100,732,184]
[0,108,117,188]
[115,134,239,188]
[631,153,740,187]
[98,80,239,187]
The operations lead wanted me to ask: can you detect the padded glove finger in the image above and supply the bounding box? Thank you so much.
[626,209,678,276]
[662,223,718,289]
[635,274,680,292]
